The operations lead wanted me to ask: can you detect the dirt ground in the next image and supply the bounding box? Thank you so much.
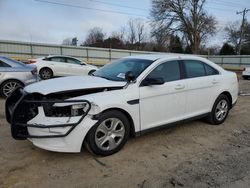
[0,79,250,188]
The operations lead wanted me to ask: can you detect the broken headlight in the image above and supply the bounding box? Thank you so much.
[43,103,90,117]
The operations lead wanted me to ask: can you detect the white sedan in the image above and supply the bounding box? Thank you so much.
[6,54,238,156]
[29,55,98,79]
[242,67,250,80]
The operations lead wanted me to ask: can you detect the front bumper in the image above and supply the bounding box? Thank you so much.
[6,88,91,139]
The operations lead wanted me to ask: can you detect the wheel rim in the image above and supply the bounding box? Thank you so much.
[215,99,228,121]
[95,118,125,151]
[41,69,51,79]
[3,81,20,97]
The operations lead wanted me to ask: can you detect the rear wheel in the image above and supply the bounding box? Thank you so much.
[0,80,23,98]
[39,68,53,80]
[85,110,130,156]
[207,94,230,125]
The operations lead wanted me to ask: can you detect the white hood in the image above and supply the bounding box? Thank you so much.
[24,76,126,95]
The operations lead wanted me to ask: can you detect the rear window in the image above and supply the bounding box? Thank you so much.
[184,60,206,78]
[204,64,219,75]
[0,60,11,67]
[0,57,24,67]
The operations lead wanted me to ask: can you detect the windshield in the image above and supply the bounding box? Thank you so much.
[93,58,153,81]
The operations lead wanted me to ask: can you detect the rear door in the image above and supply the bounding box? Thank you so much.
[44,57,68,76]
[139,60,187,131]
[182,60,220,118]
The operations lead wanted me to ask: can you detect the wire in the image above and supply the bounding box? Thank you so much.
[213,0,246,7]
[34,0,148,17]
[88,0,148,12]
[205,6,238,12]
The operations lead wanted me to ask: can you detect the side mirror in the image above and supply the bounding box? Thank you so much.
[125,71,136,83]
[80,62,86,65]
[141,77,165,86]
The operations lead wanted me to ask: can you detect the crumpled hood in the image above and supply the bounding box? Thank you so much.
[24,76,126,95]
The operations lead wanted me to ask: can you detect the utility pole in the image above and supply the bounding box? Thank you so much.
[237,8,250,55]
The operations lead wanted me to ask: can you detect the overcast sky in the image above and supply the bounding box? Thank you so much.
[0,0,249,47]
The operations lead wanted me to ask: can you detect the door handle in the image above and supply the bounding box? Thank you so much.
[175,84,185,90]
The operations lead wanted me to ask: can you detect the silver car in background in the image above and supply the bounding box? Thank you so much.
[0,56,38,97]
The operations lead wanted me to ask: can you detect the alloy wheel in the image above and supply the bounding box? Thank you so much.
[95,118,125,151]
[2,81,20,97]
[215,99,228,121]
[41,69,52,79]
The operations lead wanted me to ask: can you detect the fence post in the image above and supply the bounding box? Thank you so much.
[239,56,242,68]
[221,57,224,66]
[109,48,112,62]
[60,46,63,55]
[30,43,33,58]
[86,48,89,61]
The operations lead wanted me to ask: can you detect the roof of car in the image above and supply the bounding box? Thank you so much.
[125,53,205,61]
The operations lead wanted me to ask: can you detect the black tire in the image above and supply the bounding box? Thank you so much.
[0,80,23,98]
[85,110,130,156]
[242,76,249,80]
[39,68,53,80]
[207,94,230,125]
[88,70,96,76]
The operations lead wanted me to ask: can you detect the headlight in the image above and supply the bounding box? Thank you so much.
[43,102,90,117]
[71,103,89,116]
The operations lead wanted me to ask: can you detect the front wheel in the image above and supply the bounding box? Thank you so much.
[207,94,230,125]
[85,110,130,156]
[0,80,23,98]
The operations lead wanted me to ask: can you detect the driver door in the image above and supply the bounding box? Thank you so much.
[139,60,187,131]
[65,57,88,75]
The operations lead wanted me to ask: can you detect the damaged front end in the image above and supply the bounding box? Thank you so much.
[6,88,92,139]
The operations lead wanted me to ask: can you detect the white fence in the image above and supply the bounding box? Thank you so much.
[0,40,250,68]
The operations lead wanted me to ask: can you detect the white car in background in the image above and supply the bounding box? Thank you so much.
[6,55,238,156]
[242,67,250,80]
[29,55,98,80]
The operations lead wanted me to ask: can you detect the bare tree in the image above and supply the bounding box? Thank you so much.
[111,26,126,43]
[224,21,250,54]
[224,21,241,54]
[151,28,170,51]
[127,19,137,45]
[151,0,217,54]
[84,27,105,47]
[126,18,147,49]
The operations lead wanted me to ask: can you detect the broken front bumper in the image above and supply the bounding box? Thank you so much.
[6,88,91,139]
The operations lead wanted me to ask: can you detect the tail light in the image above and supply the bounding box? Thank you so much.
[28,60,37,64]
[31,68,37,75]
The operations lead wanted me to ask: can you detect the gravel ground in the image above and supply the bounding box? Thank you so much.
[0,79,250,188]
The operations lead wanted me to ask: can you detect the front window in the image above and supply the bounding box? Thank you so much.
[93,58,153,81]
[66,58,82,65]
[146,61,181,82]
